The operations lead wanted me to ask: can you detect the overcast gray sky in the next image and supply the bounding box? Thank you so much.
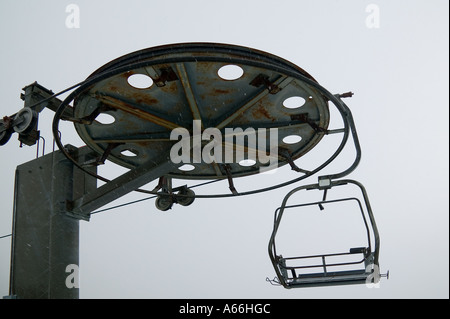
[0,0,448,299]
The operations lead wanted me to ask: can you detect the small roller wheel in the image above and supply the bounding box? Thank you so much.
[155,195,173,211]
[0,117,13,146]
[177,188,195,207]
[13,108,38,134]
[0,129,13,146]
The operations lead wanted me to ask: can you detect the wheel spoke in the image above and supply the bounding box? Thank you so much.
[95,93,182,131]
[214,76,294,130]
[175,63,204,127]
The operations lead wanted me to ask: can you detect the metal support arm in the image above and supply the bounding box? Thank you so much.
[67,154,180,220]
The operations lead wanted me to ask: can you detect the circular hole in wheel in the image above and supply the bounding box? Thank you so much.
[127,73,154,89]
[283,96,306,109]
[282,135,302,144]
[218,64,244,81]
[95,113,116,125]
[120,149,139,157]
[239,159,256,167]
[178,164,195,172]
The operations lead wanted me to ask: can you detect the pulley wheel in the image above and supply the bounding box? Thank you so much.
[71,43,330,180]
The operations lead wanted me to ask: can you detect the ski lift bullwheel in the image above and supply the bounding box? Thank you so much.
[53,43,354,206]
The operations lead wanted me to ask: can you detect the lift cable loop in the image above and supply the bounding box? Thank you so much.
[318,93,362,184]
[51,49,353,200]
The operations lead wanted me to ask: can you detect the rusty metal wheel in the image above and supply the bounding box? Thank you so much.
[0,115,14,145]
[155,195,173,211]
[176,188,195,207]
[53,43,352,199]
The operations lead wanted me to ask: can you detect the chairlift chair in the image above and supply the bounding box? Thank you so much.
[268,179,385,288]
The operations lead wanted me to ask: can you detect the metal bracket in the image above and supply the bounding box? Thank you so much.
[249,73,281,94]
[153,67,179,87]
[221,164,238,195]
[67,153,179,220]
[278,148,310,174]
[1,82,73,147]
[96,142,122,165]
[290,113,327,134]
[318,176,332,189]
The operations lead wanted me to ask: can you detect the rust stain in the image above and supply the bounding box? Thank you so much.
[121,71,134,78]
[197,60,219,72]
[214,88,230,94]
[251,103,276,122]
[159,81,179,95]
[198,87,233,101]
[132,93,159,106]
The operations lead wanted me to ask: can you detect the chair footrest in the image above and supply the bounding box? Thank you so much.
[289,269,370,287]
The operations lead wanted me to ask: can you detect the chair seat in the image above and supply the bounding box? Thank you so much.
[289,269,370,288]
